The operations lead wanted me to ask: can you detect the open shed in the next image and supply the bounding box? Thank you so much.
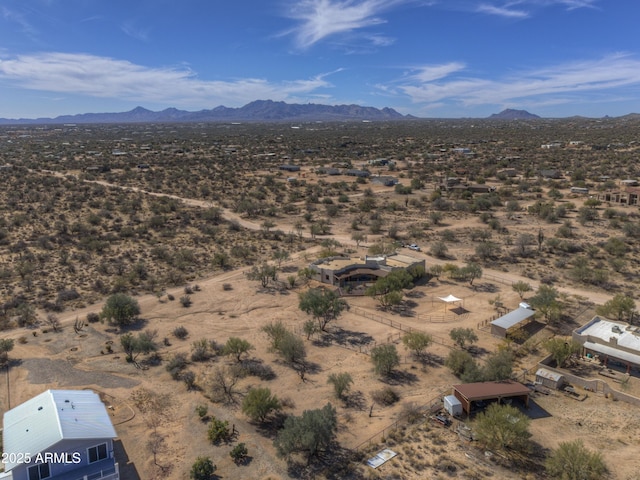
[452,381,530,415]
[491,307,536,338]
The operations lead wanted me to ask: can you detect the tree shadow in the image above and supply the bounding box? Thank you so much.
[473,282,499,293]
[344,390,367,411]
[381,369,419,386]
[323,328,374,348]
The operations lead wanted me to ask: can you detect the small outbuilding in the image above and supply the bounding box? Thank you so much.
[490,307,536,338]
[535,368,566,390]
[444,395,463,417]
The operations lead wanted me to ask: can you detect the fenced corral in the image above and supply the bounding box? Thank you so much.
[350,306,453,348]
[352,390,449,451]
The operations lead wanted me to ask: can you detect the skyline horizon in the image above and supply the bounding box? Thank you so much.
[1,1,639,119]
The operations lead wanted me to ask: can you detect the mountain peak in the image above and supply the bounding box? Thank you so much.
[489,109,540,120]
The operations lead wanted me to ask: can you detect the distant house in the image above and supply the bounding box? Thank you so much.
[344,169,370,178]
[370,175,397,187]
[539,169,562,179]
[1,389,119,480]
[597,187,640,206]
[279,164,301,172]
[309,253,424,288]
[497,168,518,178]
[570,187,589,194]
[316,167,340,176]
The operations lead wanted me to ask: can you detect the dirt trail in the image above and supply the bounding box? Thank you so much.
[34,170,614,311]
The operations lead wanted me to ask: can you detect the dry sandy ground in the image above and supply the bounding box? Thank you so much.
[2,241,639,480]
[0,175,637,479]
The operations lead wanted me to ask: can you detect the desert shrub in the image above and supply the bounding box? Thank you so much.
[230,443,248,464]
[207,416,231,444]
[195,404,208,420]
[166,353,188,380]
[180,295,192,307]
[240,359,276,380]
[372,387,400,406]
[86,312,100,323]
[173,325,189,339]
[191,338,212,362]
[56,289,80,303]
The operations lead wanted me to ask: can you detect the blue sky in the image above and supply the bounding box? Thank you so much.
[1,0,639,118]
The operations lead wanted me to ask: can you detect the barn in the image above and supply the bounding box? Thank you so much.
[452,381,530,415]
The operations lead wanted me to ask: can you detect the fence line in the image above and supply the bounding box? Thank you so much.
[352,390,448,451]
[350,306,452,348]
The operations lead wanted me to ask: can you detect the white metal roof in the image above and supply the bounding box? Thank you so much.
[3,390,117,471]
[491,307,536,330]
[576,317,640,353]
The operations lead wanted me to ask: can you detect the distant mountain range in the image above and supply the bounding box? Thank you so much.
[488,109,541,120]
[0,100,414,125]
[7,102,632,125]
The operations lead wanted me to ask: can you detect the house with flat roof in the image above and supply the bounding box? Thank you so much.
[573,316,640,374]
[309,253,425,288]
[1,389,119,480]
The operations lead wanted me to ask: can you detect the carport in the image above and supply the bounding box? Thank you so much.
[452,381,531,415]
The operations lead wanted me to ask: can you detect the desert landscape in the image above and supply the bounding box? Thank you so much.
[2,117,640,479]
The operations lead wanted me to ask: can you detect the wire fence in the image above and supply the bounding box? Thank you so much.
[352,390,448,451]
[350,306,453,348]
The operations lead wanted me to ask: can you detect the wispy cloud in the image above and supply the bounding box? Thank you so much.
[285,0,405,49]
[384,54,640,109]
[474,0,599,18]
[121,20,151,42]
[476,4,529,18]
[1,6,39,38]
[0,52,335,107]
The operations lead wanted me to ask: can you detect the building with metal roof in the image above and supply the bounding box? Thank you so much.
[573,316,640,374]
[535,368,566,390]
[490,307,536,338]
[452,381,530,415]
[1,389,119,480]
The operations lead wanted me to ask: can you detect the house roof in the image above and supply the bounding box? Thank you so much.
[575,316,640,353]
[453,381,530,402]
[3,390,117,471]
[491,307,536,330]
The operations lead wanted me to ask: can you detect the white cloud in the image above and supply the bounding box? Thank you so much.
[285,0,405,49]
[385,54,640,109]
[0,52,335,107]
[476,4,529,18]
[474,0,599,18]
[409,63,466,82]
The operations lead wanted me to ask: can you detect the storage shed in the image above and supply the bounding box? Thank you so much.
[444,395,463,417]
[535,368,566,390]
[491,307,536,338]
